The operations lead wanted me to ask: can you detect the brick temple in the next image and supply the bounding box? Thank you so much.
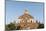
[17,9,39,30]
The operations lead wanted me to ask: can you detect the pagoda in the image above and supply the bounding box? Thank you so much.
[18,9,39,30]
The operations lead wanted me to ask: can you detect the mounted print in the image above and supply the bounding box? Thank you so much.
[5,0,44,31]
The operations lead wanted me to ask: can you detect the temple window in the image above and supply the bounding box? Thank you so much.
[31,20,32,23]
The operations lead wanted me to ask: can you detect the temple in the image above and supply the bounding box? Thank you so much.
[17,9,39,30]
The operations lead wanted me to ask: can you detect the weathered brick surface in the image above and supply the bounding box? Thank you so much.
[18,10,39,29]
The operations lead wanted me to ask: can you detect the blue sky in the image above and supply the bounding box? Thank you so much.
[6,0,44,24]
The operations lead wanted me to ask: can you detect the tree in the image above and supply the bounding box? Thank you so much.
[5,22,16,30]
[37,23,44,29]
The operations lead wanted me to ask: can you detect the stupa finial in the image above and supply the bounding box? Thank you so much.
[24,8,29,14]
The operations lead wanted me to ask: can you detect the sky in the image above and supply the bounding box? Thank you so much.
[6,0,44,24]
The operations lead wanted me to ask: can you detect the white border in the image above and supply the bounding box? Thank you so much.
[0,0,45,31]
[0,0,5,31]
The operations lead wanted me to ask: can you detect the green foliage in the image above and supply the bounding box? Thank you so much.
[5,22,16,30]
[38,23,44,29]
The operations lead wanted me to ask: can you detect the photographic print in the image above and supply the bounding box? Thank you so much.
[5,0,44,31]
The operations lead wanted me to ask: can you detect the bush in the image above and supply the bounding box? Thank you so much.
[38,23,44,29]
[5,23,16,30]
